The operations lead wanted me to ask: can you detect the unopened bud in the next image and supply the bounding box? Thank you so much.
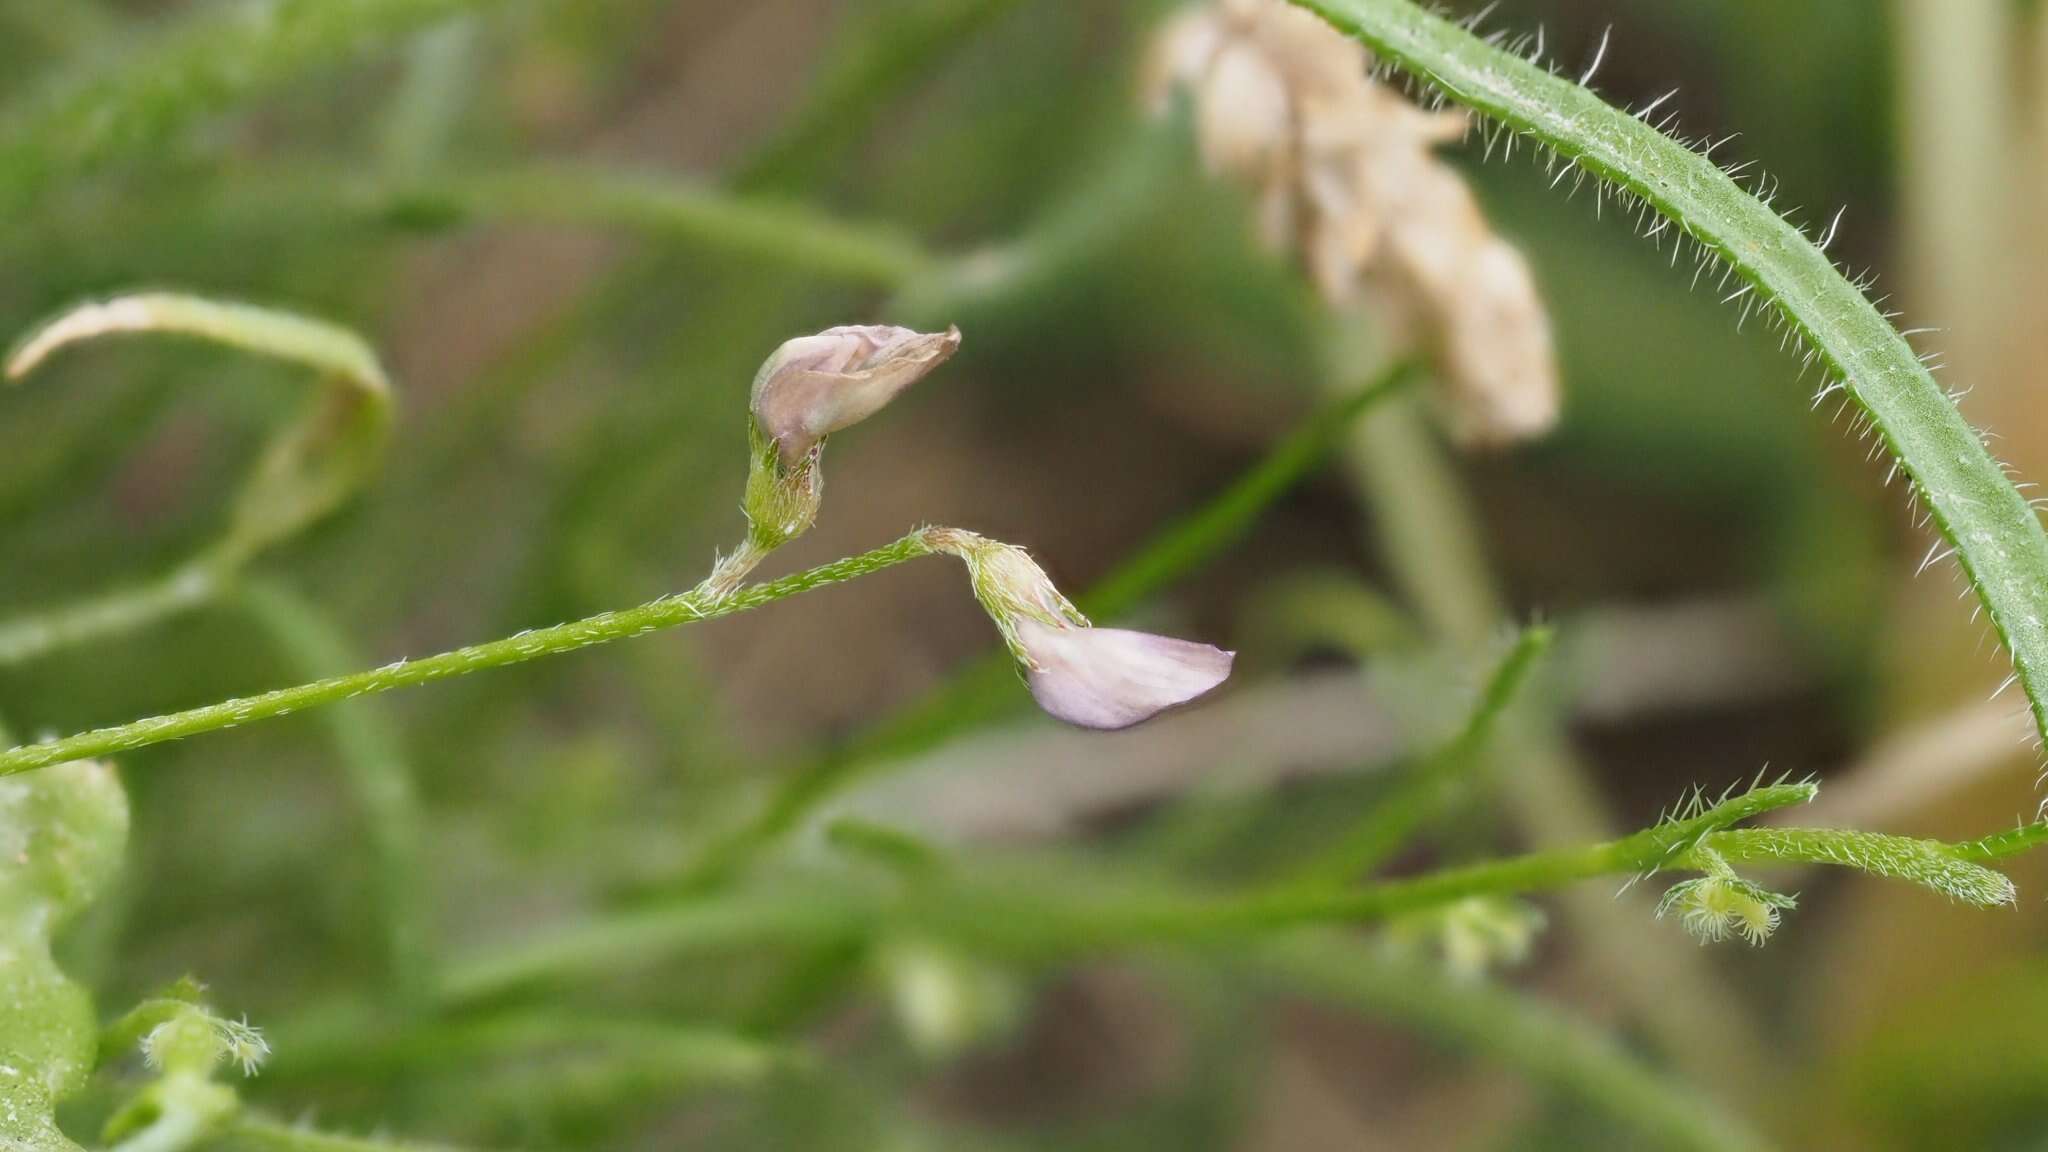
[750,324,961,466]
[1656,861,1795,948]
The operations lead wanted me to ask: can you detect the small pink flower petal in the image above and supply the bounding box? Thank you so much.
[1016,619,1234,730]
[751,325,960,462]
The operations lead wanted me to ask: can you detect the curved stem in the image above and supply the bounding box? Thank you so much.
[0,554,224,667]
[0,293,397,667]
[1293,0,2048,750]
[1057,783,1818,947]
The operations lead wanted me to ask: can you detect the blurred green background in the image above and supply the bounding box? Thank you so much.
[5,1,2048,1149]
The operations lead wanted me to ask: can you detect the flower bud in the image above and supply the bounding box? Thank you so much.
[1656,866,1796,947]
[1013,618,1235,731]
[750,324,961,466]
[922,528,1234,730]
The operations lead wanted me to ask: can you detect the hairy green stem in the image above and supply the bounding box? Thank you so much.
[1953,820,2048,861]
[1060,784,1819,947]
[1700,826,2023,906]
[1295,0,2048,748]
[0,533,945,775]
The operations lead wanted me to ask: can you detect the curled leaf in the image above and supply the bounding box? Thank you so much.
[7,292,394,564]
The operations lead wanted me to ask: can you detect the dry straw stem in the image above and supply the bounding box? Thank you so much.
[1290,0,2048,752]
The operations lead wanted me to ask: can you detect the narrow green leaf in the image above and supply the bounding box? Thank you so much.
[1291,0,2048,752]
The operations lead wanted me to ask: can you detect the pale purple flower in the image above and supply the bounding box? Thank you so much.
[1014,618,1234,730]
[750,324,961,464]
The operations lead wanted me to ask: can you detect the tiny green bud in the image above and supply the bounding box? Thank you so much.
[140,1007,268,1078]
[1656,851,1796,947]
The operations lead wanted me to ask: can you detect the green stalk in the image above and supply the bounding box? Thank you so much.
[0,533,945,776]
[1293,0,2048,750]
[224,1116,483,1152]
[1280,625,1554,887]
[239,580,433,1007]
[0,556,224,667]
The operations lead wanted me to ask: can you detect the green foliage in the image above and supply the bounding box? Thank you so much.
[0,294,394,666]
[0,1,2041,1150]
[0,759,128,1150]
[0,0,515,222]
[1292,0,2048,750]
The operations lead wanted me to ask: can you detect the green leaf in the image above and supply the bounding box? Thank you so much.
[0,760,129,1150]
[1290,0,2048,753]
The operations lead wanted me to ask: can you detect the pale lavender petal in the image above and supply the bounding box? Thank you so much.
[1016,619,1234,730]
[751,325,960,461]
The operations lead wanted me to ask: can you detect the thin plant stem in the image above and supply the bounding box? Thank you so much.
[1326,356,1766,1094]
[225,1115,483,1152]
[456,784,1821,1000]
[268,163,940,288]
[1057,783,1819,947]
[239,579,434,1007]
[1280,625,1555,887]
[266,1014,789,1086]
[0,292,396,668]
[0,533,947,775]
[0,554,225,667]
